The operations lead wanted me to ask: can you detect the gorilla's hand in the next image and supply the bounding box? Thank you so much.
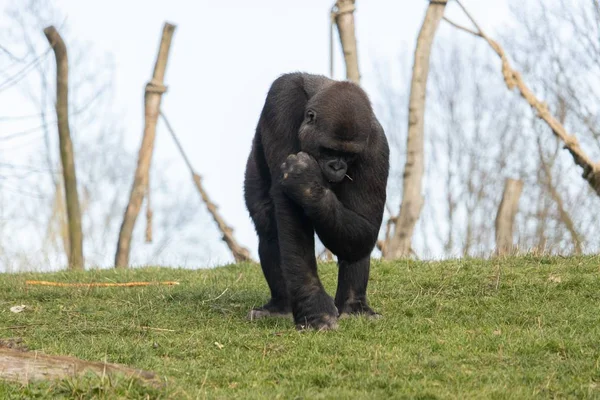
[280,152,327,205]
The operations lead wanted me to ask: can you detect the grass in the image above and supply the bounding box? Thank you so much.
[1,256,600,399]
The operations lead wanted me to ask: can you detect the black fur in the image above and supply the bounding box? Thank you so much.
[244,72,389,330]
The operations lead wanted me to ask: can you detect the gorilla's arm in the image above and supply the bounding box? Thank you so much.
[308,190,380,261]
[280,152,386,262]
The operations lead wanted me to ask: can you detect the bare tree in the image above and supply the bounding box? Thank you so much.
[115,23,176,268]
[1,2,207,272]
[506,0,600,254]
[384,0,448,259]
[374,0,600,259]
[444,0,600,197]
[43,25,83,270]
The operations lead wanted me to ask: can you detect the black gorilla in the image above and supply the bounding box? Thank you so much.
[244,72,389,330]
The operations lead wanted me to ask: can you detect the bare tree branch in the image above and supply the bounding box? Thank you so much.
[449,0,600,196]
[536,137,582,254]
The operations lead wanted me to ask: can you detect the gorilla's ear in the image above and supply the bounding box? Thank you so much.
[368,117,384,147]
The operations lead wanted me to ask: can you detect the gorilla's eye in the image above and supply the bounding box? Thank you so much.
[319,147,338,158]
[306,109,317,123]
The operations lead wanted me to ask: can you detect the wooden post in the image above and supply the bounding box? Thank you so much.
[495,178,524,256]
[384,0,448,260]
[44,26,84,270]
[333,0,360,84]
[115,23,176,268]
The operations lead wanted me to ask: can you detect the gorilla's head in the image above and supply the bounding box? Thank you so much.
[298,82,373,183]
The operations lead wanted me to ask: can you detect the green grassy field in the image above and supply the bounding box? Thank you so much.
[1,256,600,399]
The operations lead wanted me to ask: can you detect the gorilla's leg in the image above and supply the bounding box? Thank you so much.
[335,257,379,317]
[274,191,338,330]
[244,157,290,320]
[248,220,292,320]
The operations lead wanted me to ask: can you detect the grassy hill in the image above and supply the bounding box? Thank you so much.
[1,256,599,399]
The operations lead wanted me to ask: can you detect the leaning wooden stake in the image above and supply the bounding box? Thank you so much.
[384,0,448,260]
[159,112,253,263]
[332,0,360,84]
[115,23,176,268]
[495,178,524,256]
[44,26,84,270]
[444,1,600,196]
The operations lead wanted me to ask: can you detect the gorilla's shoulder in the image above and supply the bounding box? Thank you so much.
[268,72,332,97]
[273,71,331,83]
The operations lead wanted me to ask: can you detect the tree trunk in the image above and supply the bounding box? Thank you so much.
[44,26,84,270]
[383,0,448,260]
[333,0,360,84]
[115,23,176,268]
[495,178,523,256]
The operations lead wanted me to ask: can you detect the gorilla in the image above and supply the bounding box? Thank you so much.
[244,72,389,330]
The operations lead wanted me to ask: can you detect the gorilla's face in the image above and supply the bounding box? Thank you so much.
[298,83,372,183]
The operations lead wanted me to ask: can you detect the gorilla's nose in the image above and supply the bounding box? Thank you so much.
[327,159,346,172]
[324,159,348,183]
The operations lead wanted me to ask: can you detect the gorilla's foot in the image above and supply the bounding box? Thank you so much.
[247,308,292,320]
[294,290,339,331]
[247,299,291,321]
[295,313,339,331]
[337,301,381,319]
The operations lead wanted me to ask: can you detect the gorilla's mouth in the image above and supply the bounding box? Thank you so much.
[321,159,348,183]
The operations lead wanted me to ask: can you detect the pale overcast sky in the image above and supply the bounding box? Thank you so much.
[1,0,513,268]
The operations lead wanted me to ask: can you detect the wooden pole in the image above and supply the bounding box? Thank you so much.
[115,23,176,268]
[43,26,84,270]
[495,178,524,256]
[333,0,360,84]
[384,0,448,260]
